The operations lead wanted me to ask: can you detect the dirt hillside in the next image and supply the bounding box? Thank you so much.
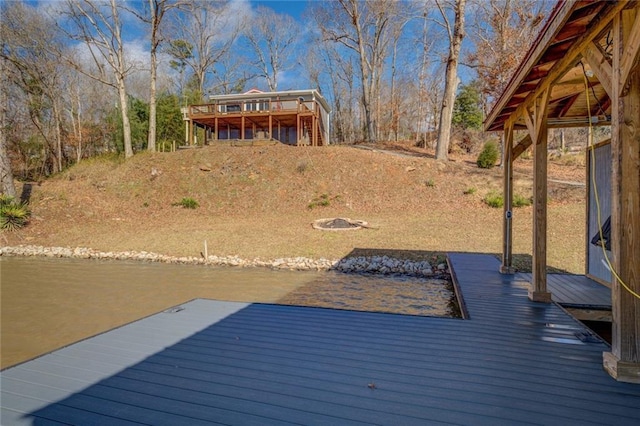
[3,142,587,272]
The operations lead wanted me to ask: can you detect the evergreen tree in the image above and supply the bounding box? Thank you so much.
[452,82,483,130]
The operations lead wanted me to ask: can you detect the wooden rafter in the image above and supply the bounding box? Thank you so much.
[584,41,614,96]
[557,92,582,117]
[512,1,628,131]
[620,8,640,94]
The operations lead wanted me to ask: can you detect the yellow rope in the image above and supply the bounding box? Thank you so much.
[582,64,640,300]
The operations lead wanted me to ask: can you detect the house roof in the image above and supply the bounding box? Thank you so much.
[209,89,331,114]
[484,0,628,132]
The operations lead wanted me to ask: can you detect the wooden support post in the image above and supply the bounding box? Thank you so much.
[313,115,317,146]
[501,122,515,274]
[603,8,640,384]
[241,115,245,140]
[268,114,272,140]
[189,120,194,146]
[525,89,552,303]
[296,113,301,146]
[214,117,218,141]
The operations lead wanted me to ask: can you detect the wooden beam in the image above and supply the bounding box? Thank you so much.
[512,1,628,133]
[512,134,533,160]
[584,41,614,96]
[549,80,596,102]
[603,6,640,384]
[620,5,640,95]
[530,88,552,303]
[557,92,582,117]
[296,112,300,146]
[501,121,515,274]
[313,115,318,146]
[485,1,578,130]
[538,39,576,65]
[524,87,551,143]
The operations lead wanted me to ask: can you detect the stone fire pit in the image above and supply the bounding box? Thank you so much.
[312,218,369,231]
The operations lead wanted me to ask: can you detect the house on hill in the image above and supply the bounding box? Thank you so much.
[184,89,331,146]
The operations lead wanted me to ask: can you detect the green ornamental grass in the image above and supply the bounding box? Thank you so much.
[0,196,30,231]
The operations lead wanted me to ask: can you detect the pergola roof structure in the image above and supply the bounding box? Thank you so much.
[486,1,615,133]
[484,0,640,383]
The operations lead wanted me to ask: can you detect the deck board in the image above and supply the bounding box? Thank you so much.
[2,254,639,425]
[517,272,612,307]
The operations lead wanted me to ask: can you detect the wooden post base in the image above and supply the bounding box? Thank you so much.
[500,266,516,274]
[603,352,640,384]
[528,290,552,303]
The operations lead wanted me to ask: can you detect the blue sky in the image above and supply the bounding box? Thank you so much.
[252,0,310,19]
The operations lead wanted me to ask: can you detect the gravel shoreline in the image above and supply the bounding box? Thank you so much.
[0,245,448,277]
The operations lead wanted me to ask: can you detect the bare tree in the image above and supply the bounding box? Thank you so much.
[62,0,135,158]
[1,1,67,174]
[169,1,244,98]
[467,0,548,107]
[307,34,359,144]
[385,9,416,142]
[128,0,183,152]
[314,0,401,143]
[245,6,299,91]
[434,0,467,161]
[413,4,437,147]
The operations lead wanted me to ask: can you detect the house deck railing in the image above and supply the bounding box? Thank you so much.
[189,98,317,117]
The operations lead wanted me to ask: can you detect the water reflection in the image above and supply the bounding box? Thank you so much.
[278,272,458,317]
[1,256,457,368]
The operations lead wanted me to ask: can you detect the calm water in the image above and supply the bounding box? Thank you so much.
[0,256,456,368]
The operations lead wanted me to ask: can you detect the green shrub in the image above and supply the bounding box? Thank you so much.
[483,191,503,208]
[513,193,532,207]
[0,196,30,231]
[463,187,477,195]
[483,191,532,208]
[425,179,435,187]
[173,197,199,209]
[308,193,340,209]
[477,141,499,169]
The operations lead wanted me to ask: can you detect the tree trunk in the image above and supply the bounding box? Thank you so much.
[52,99,63,173]
[0,55,17,197]
[0,141,16,198]
[0,123,16,198]
[118,78,134,158]
[75,89,83,163]
[148,45,157,152]
[435,0,466,160]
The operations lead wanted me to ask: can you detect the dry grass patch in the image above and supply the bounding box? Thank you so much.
[5,143,587,273]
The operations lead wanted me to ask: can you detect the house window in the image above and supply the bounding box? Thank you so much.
[245,99,269,112]
[219,103,241,113]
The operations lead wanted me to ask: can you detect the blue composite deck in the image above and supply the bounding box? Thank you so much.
[1,253,639,425]
[517,272,612,308]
